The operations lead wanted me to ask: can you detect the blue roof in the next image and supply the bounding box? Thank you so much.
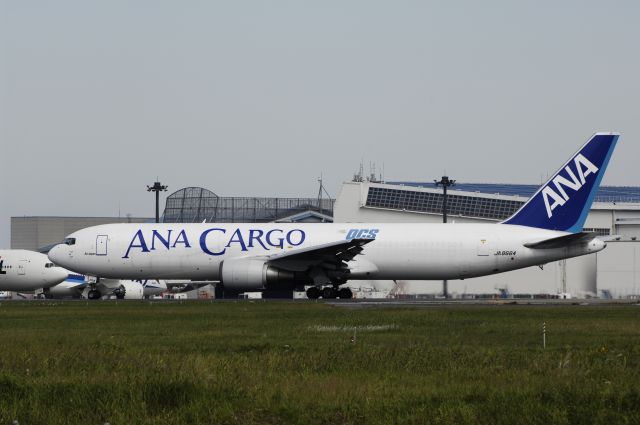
[387,182,640,203]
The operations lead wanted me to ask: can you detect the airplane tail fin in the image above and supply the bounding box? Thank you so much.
[502,132,619,232]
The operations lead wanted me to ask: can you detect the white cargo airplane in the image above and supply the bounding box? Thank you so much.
[0,250,68,292]
[49,133,619,299]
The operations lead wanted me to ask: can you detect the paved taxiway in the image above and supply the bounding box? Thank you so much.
[324,298,640,309]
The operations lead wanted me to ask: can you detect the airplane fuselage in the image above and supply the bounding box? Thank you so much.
[48,222,604,284]
[45,132,618,296]
[0,250,69,291]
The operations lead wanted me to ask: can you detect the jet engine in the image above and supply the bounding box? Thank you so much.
[113,280,144,300]
[220,258,302,290]
[43,284,82,299]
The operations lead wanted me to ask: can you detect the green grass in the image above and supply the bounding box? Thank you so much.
[0,301,639,424]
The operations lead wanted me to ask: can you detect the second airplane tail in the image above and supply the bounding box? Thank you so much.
[502,132,619,232]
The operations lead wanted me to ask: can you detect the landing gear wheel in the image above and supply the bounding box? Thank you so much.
[322,287,337,299]
[87,289,101,300]
[338,287,353,299]
[306,287,321,299]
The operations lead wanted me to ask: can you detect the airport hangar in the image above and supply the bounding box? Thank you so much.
[10,182,640,299]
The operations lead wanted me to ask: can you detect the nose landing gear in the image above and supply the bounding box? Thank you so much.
[306,286,353,299]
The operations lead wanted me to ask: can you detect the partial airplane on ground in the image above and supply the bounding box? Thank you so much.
[44,276,168,299]
[49,133,619,299]
[0,250,68,292]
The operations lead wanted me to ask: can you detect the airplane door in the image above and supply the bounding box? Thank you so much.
[18,260,27,275]
[477,239,490,256]
[96,235,108,256]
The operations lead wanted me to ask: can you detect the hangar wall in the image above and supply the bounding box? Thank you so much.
[335,181,640,233]
[11,216,151,251]
[597,241,640,298]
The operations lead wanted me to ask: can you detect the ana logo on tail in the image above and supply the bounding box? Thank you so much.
[502,132,618,232]
[542,153,599,218]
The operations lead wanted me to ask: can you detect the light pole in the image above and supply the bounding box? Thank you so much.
[434,175,456,298]
[147,181,168,223]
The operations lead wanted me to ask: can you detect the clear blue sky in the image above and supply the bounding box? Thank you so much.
[1,1,639,247]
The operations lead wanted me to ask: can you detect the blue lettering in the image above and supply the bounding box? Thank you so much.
[151,229,172,250]
[248,229,268,250]
[122,230,150,259]
[286,229,305,246]
[266,229,284,248]
[199,228,226,256]
[172,230,191,248]
[226,228,248,251]
[346,228,379,240]
[346,229,358,240]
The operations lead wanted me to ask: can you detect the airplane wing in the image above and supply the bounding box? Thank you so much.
[165,281,216,293]
[264,238,372,262]
[523,232,598,249]
[256,238,374,285]
[64,275,89,290]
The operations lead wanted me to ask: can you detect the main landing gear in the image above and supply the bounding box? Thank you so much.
[306,286,353,300]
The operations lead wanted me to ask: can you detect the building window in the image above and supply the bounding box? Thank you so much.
[583,228,611,236]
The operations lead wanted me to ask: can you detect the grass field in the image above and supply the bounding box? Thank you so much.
[0,301,639,425]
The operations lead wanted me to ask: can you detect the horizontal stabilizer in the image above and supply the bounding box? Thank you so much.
[523,232,597,249]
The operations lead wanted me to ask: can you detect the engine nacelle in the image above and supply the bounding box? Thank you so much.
[43,284,82,299]
[113,280,144,300]
[220,258,298,290]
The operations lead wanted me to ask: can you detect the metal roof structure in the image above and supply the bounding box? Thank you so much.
[162,187,334,223]
[364,182,640,222]
[366,186,523,221]
[388,182,640,203]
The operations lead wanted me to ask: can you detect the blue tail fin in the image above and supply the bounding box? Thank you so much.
[502,132,619,232]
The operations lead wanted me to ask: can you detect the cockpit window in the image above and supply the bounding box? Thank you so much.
[63,238,76,246]
[45,262,55,268]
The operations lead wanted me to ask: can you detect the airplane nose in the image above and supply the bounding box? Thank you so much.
[54,267,69,284]
[48,244,66,266]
